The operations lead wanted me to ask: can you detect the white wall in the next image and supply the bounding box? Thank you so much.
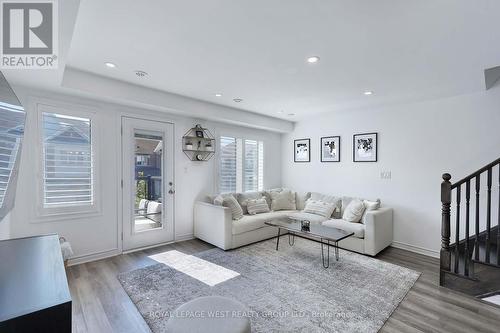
[282,87,500,256]
[8,86,282,263]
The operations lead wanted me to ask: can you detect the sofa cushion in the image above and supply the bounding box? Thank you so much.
[303,199,336,218]
[342,198,366,223]
[310,192,341,218]
[246,197,270,215]
[232,210,297,235]
[237,191,264,214]
[322,219,365,238]
[288,212,329,224]
[269,189,296,211]
[295,192,311,210]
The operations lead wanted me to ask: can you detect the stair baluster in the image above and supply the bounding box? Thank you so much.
[454,185,461,273]
[465,180,470,276]
[486,168,492,263]
[497,166,500,266]
[475,175,480,261]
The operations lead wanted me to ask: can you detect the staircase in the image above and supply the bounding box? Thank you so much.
[440,157,500,299]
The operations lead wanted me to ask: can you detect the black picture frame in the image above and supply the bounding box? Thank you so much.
[353,132,378,162]
[294,138,310,162]
[320,136,340,162]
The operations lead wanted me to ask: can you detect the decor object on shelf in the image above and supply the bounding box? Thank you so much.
[294,138,310,162]
[353,132,378,162]
[182,124,215,161]
[320,136,340,162]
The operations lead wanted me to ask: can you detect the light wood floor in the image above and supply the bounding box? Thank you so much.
[67,239,500,333]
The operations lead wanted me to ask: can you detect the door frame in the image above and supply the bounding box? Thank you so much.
[120,116,175,251]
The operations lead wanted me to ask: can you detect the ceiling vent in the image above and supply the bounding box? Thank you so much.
[134,70,148,77]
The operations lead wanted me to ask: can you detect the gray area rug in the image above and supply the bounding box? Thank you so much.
[118,238,420,332]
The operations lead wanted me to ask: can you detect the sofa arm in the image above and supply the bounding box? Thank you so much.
[363,207,393,256]
[194,201,233,250]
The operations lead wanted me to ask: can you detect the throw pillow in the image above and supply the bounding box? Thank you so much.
[216,194,243,220]
[310,192,341,218]
[237,191,263,215]
[303,199,336,218]
[342,198,366,223]
[363,199,381,211]
[360,199,381,224]
[269,189,296,211]
[246,197,270,215]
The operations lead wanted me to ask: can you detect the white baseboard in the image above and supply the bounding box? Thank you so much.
[391,241,439,258]
[67,248,122,266]
[175,233,194,242]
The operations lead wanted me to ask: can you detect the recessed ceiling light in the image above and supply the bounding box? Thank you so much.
[135,70,148,77]
[288,113,295,116]
[215,93,222,97]
[233,98,243,103]
[278,110,284,114]
[105,62,116,68]
[364,91,374,95]
[306,56,320,63]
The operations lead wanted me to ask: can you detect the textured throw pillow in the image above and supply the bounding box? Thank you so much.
[246,197,270,215]
[237,191,263,215]
[303,199,336,218]
[342,198,366,223]
[215,194,243,220]
[310,192,341,218]
[269,189,296,211]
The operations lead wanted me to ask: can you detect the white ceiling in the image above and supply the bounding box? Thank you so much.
[5,0,500,122]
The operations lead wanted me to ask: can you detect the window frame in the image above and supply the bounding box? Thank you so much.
[35,103,101,218]
[217,135,264,193]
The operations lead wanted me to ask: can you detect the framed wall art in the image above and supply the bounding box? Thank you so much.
[320,136,340,162]
[353,132,377,162]
[294,138,310,162]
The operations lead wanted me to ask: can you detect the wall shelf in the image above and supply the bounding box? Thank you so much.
[182,124,215,161]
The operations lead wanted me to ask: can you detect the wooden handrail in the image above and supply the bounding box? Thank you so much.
[451,157,500,189]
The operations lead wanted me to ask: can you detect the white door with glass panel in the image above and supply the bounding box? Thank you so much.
[122,117,174,251]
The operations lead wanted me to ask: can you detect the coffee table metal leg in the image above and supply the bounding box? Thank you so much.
[288,232,295,246]
[335,241,339,261]
[321,238,330,268]
[275,228,281,250]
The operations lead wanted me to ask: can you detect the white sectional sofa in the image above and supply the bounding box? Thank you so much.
[194,190,393,256]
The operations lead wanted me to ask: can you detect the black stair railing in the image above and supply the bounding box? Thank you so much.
[440,157,500,286]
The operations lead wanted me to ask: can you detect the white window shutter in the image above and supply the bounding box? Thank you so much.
[219,136,237,193]
[42,113,93,207]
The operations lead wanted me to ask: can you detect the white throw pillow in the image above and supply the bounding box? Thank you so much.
[310,192,341,217]
[360,199,381,223]
[303,199,336,218]
[246,197,270,215]
[269,189,296,211]
[342,198,366,223]
[363,199,381,211]
[215,194,243,220]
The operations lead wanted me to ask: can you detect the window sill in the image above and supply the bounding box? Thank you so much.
[33,206,102,223]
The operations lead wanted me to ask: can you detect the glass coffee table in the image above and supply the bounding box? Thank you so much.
[265,218,354,268]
